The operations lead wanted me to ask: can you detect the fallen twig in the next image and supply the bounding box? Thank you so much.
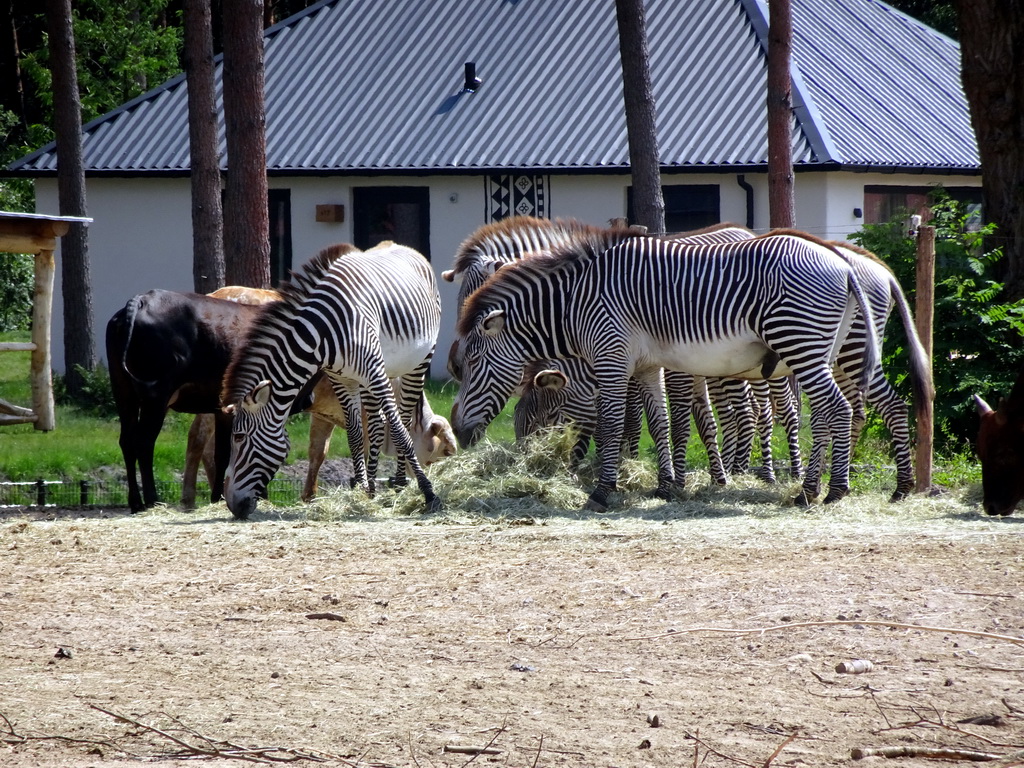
[625,619,1024,646]
[442,745,502,755]
[852,745,1002,761]
[763,733,797,767]
[88,703,348,764]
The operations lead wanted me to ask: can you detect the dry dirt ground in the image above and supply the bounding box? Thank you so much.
[1,488,1023,768]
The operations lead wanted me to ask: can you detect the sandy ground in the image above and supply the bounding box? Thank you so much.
[1,489,1023,767]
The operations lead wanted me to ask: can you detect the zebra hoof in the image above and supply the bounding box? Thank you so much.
[823,488,849,504]
[793,490,816,507]
[889,487,912,502]
[584,495,609,513]
[424,495,443,514]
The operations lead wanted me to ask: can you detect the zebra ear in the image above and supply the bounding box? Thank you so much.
[481,309,505,336]
[441,269,457,283]
[242,380,273,413]
[534,370,568,391]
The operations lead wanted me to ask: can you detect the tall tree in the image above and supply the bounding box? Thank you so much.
[46,0,94,395]
[954,0,1024,299]
[221,0,269,287]
[767,0,795,229]
[183,0,224,293]
[615,0,665,235]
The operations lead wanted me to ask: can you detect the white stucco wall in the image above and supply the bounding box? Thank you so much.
[35,169,980,377]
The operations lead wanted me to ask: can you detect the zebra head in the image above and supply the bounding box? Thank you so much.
[450,308,527,448]
[223,379,291,519]
[512,367,570,440]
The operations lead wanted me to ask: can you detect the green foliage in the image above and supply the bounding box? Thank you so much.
[54,364,118,418]
[20,0,182,128]
[851,191,1024,455]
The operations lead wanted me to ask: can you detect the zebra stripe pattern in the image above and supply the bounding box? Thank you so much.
[221,241,442,519]
[452,232,877,511]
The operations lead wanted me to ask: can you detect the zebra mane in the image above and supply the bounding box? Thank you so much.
[669,221,754,239]
[221,242,360,404]
[450,216,621,275]
[457,228,630,336]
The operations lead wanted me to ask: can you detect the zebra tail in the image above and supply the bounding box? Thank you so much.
[849,273,880,393]
[889,275,935,408]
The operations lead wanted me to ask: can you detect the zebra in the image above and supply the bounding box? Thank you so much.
[450,231,878,511]
[221,241,443,519]
[445,216,756,483]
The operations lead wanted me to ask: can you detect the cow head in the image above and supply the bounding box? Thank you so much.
[975,392,1024,516]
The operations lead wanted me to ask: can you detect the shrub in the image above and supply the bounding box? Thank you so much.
[851,191,1024,454]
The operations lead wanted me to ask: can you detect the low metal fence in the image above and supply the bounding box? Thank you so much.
[0,477,307,509]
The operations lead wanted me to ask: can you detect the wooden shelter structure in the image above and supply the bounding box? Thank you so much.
[0,211,91,430]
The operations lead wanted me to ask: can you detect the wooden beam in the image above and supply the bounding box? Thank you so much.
[914,225,936,493]
[0,342,37,352]
[31,248,56,431]
[0,232,59,254]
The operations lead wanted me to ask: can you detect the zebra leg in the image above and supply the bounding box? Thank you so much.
[373,365,441,513]
[362,391,387,497]
[586,377,630,512]
[862,370,915,502]
[749,380,777,484]
[621,377,644,459]
[796,365,854,506]
[768,377,803,480]
[665,371,694,486]
[728,381,756,474]
[709,379,737,474]
[693,376,727,485]
[636,368,676,499]
[332,380,368,493]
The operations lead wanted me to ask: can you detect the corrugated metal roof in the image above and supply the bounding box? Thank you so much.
[9,0,979,175]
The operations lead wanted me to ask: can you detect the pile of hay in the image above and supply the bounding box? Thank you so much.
[304,427,669,521]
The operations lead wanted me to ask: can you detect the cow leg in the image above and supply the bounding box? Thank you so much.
[136,404,167,510]
[182,414,214,509]
[303,413,334,502]
[211,410,234,503]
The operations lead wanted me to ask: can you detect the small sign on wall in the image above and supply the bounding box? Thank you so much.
[315,204,345,223]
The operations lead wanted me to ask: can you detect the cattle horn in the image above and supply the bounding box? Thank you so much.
[974,394,993,415]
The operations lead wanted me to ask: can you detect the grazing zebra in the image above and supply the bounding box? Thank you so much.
[221,241,442,519]
[445,216,754,483]
[451,232,877,511]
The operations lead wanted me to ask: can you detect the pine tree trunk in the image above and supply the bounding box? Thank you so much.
[767,0,795,229]
[46,0,94,396]
[955,0,1024,300]
[184,0,225,293]
[615,0,665,235]
[221,0,270,287]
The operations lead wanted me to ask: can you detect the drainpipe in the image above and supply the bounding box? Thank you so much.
[736,175,755,229]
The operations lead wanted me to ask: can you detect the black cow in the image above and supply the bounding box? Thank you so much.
[975,365,1024,516]
[106,289,267,512]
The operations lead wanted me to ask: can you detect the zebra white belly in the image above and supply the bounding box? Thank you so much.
[648,336,790,379]
[380,333,436,378]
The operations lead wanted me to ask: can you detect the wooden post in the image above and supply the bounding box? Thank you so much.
[32,247,57,430]
[914,225,936,493]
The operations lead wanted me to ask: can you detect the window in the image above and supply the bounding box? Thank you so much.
[269,189,292,287]
[353,187,431,259]
[627,184,721,232]
[863,185,983,229]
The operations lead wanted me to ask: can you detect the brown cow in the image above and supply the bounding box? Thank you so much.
[975,366,1024,516]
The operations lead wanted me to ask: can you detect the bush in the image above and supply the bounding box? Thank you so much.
[851,191,1024,454]
[54,363,117,418]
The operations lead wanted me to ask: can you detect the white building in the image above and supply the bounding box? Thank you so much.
[8,0,981,375]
